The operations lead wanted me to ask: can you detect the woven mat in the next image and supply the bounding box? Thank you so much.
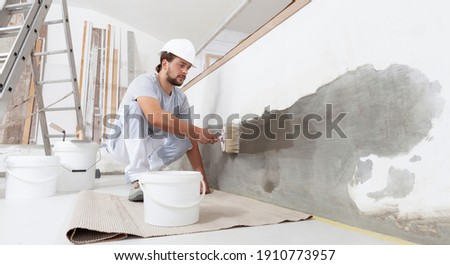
[66,190,312,244]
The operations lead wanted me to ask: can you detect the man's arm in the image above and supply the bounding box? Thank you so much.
[137,96,217,144]
[186,139,211,194]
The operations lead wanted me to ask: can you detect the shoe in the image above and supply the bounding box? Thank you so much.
[128,180,143,202]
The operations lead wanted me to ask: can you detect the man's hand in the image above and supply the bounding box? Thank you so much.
[197,128,218,144]
[201,179,211,194]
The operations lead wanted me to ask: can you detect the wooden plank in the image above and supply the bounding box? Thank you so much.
[182,0,311,92]
[127,31,135,86]
[28,25,48,144]
[78,21,87,97]
[92,28,107,142]
[21,38,43,144]
[111,48,118,114]
[84,27,101,140]
[116,29,121,110]
[76,21,89,140]
[99,25,113,142]
[103,24,111,120]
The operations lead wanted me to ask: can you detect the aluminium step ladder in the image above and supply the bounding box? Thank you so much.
[0,0,85,155]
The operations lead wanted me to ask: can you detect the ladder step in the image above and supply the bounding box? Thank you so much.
[37,79,73,85]
[4,2,33,14]
[44,19,64,25]
[33,49,68,57]
[0,25,21,37]
[48,134,77,138]
[45,107,77,112]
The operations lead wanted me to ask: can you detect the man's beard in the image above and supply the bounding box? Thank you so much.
[167,75,184,86]
[167,66,185,86]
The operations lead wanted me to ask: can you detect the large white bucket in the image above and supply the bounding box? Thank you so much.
[139,171,206,227]
[4,156,60,200]
[52,141,100,192]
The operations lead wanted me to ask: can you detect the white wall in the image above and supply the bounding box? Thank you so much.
[185,0,450,243]
[185,29,248,85]
[187,0,450,121]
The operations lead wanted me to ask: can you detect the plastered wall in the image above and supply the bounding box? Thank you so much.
[185,0,450,244]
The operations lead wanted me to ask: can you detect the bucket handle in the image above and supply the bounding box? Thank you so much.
[3,158,61,184]
[140,180,206,209]
[60,149,101,173]
[3,156,60,183]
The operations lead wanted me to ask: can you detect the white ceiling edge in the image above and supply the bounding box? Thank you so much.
[54,0,291,54]
[61,0,247,52]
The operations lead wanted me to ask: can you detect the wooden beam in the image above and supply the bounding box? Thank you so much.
[103,24,111,122]
[111,48,118,114]
[127,31,135,86]
[21,38,43,144]
[78,21,87,96]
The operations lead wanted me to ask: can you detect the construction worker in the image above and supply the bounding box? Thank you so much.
[105,39,218,202]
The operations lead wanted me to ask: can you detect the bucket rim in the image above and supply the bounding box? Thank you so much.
[5,155,60,168]
[53,141,99,151]
[139,171,202,184]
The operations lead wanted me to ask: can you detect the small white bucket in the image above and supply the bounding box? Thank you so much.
[52,141,100,192]
[139,171,206,227]
[4,156,60,200]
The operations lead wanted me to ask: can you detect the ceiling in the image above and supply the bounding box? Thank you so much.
[63,0,293,52]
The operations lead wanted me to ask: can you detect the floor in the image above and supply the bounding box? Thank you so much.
[0,174,411,245]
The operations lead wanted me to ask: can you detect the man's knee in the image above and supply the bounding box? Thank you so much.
[156,137,192,165]
[179,137,192,152]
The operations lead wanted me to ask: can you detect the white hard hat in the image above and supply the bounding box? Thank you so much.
[161,39,196,67]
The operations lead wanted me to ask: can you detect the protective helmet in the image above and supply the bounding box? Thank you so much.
[161,39,196,67]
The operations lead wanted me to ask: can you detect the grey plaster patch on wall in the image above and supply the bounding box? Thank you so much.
[409,155,422,162]
[262,151,281,193]
[200,64,446,243]
[367,167,416,200]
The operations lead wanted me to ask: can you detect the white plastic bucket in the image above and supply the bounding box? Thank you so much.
[139,171,206,227]
[52,141,100,192]
[4,156,60,200]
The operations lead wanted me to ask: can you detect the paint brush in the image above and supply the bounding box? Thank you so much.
[48,122,90,143]
[48,122,66,141]
[217,123,240,153]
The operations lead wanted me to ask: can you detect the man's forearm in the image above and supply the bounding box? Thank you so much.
[186,140,206,174]
[148,112,200,140]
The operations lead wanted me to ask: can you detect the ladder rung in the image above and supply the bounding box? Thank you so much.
[37,79,73,85]
[33,49,68,57]
[4,2,33,14]
[45,107,76,112]
[44,19,64,25]
[0,25,21,36]
[48,134,77,138]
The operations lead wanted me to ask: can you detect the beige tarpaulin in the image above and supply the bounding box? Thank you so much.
[67,190,312,244]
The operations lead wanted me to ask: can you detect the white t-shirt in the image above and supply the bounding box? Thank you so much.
[110,73,192,139]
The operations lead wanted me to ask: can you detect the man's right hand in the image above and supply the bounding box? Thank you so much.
[198,128,218,144]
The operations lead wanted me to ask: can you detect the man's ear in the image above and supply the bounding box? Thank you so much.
[162,59,169,70]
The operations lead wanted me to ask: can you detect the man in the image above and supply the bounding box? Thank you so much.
[105,39,218,202]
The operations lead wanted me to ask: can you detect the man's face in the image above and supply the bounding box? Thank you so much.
[166,57,192,86]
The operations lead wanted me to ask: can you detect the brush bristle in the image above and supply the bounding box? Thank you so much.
[223,124,240,153]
